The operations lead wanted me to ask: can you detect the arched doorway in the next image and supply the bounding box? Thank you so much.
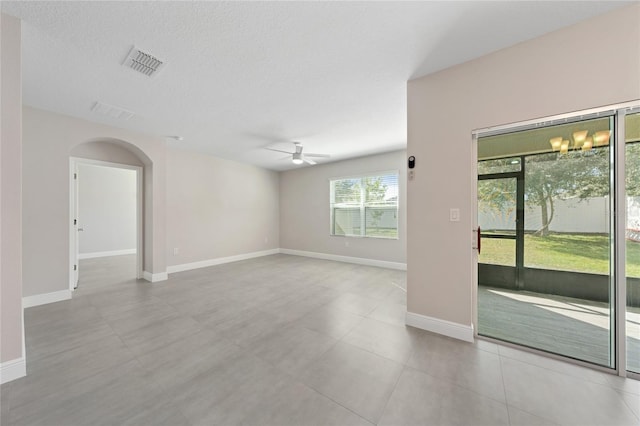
[69,139,152,291]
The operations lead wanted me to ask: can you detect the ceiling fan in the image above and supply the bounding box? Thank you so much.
[265,142,330,165]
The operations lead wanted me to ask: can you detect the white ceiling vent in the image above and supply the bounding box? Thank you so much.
[91,101,135,120]
[123,46,164,77]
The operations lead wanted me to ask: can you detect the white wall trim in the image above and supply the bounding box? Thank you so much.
[280,248,407,270]
[143,271,168,283]
[78,249,137,260]
[405,311,475,343]
[167,249,280,274]
[23,289,72,308]
[0,357,26,384]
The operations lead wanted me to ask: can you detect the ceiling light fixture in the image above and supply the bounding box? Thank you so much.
[292,153,304,165]
[572,130,588,149]
[550,137,563,152]
[593,130,611,146]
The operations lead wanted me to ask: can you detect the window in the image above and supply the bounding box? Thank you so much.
[330,172,399,239]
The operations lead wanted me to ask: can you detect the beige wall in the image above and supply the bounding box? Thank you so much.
[166,147,280,266]
[1,13,24,365]
[72,140,145,167]
[280,150,406,265]
[22,107,167,297]
[407,4,640,328]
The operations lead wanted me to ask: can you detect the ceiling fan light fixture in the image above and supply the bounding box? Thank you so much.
[292,153,304,164]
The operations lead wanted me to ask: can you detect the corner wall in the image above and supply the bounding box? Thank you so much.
[165,146,280,270]
[280,150,406,267]
[1,13,25,382]
[406,4,640,334]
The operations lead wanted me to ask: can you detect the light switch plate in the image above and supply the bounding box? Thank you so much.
[450,208,460,222]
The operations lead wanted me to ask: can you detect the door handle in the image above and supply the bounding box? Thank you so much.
[473,226,481,254]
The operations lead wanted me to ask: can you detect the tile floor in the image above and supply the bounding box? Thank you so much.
[1,254,639,425]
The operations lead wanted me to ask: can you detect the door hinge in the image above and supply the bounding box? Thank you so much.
[74,264,77,271]
[74,173,77,180]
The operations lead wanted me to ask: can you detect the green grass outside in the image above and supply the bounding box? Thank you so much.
[480,233,640,278]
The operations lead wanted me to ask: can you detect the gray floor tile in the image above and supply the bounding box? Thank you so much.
[5,254,638,426]
[300,305,365,340]
[341,317,419,364]
[367,300,407,326]
[119,315,204,357]
[246,379,373,426]
[617,390,640,420]
[211,309,291,347]
[378,367,509,426]
[498,344,612,386]
[138,329,242,390]
[300,341,404,423]
[407,331,506,402]
[606,374,640,396]
[102,299,182,336]
[325,292,381,316]
[172,352,288,424]
[501,356,638,425]
[507,405,558,426]
[6,359,147,424]
[248,324,338,375]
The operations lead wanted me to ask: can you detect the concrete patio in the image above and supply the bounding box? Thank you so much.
[478,286,640,372]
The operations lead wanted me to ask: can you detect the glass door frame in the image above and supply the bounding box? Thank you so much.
[478,166,525,289]
[472,100,640,378]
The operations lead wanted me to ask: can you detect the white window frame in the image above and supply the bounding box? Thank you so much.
[329,170,399,240]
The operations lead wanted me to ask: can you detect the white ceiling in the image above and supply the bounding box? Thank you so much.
[1,1,629,171]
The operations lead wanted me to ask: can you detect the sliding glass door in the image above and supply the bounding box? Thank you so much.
[478,115,617,368]
[626,111,640,374]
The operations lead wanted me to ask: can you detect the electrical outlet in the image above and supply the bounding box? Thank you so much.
[173,247,179,256]
[408,170,415,180]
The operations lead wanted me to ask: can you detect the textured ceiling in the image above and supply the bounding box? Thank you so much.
[1,1,629,170]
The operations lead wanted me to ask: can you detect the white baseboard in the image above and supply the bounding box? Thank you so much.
[143,271,168,283]
[279,248,406,271]
[23,289,72,308]
[167,249,280,274]
[0,357,26,384]
[79,249,136,260]
[405,311,474,343]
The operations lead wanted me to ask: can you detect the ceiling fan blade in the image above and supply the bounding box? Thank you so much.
[265,147,294,155]
[305,153,331,158]
[303,157,317,165]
